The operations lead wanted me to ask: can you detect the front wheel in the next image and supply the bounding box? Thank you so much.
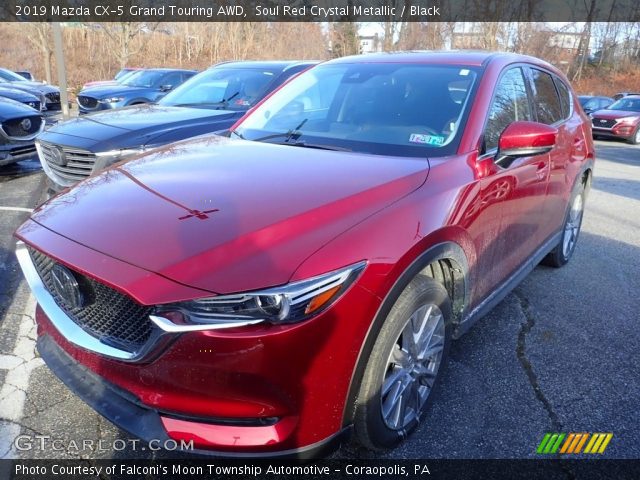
[543,183,585,268]
[627,126,640,145]
[353,275,452,450]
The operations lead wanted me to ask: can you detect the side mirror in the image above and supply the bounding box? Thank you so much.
[159,84,174,92]
[497,121,557,164]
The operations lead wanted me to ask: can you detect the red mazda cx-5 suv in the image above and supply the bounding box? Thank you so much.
[15,52,594,457]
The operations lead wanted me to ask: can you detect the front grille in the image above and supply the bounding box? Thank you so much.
[23,100,41,111]
[77,95,98,109]
[38,141,96,183]
[1,115,42,137]
[29,247,154,353]
[45,92,61,111]
[592,118,616,129]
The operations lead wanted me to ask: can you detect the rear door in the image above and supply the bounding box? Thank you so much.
[526,67,583,240]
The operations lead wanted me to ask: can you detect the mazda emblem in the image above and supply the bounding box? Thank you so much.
[50,147,66,166]
[20,118,32,131]
[50,264,84,309]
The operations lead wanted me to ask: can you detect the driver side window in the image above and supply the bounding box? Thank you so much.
[160,72,182,89]
[484,68,532,153]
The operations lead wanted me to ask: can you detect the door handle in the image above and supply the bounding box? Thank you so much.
[535,161,548,179]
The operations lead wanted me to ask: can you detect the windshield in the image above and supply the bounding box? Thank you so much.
[232,63,479,157]
[0,68,28,82]
[116,70,142,84]
[121,70,165,88]
[607,97,640,112]
[115,68,137,80]
[160,67,277,109]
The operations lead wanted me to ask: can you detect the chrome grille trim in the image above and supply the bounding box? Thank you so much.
[37,140,97,187]
[15,242,173,363]
[0,115,45,141]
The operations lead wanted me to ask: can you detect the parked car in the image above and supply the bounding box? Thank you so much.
[578,95,613,114]
[15,52,594,457]
[590,95,640,144]
[612,92,640,101]
[76,68,196,114]
[82,67,144,89]
[37,61,316,192]
[0,97,44,167]
[0,67,61,113]
[0,86,42,111]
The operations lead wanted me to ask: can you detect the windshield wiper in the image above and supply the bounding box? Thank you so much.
[286,141,352,152]
[214,91,240,109]
[251,118,309,143]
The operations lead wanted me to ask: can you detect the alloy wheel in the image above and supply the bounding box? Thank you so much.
[381,303,445,430]
[562,193,584,258]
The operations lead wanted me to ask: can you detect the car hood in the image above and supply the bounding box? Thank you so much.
[8,81,59,95]
[79,84,151,98]
[591,109,640,120]
[23,136,429,294]
[39,105,239,150]
[0,87,36,102]
[0,96,39,118]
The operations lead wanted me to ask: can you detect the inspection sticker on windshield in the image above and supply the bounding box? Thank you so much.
[409,133,445,146]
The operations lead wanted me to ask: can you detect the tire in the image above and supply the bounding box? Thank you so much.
[543,182,585,268]
[627,126,640,145]
[353,275,452,450]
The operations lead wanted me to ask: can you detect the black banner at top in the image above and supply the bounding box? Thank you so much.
[4,0,640,22]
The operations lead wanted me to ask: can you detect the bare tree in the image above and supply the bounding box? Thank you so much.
[25,24,54,83]
[98,23,159,68]
[330,23,359,57]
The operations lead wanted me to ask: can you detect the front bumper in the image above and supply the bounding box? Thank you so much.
[0,142,38,167]
[18,230,383,454]
[37,333,350,458]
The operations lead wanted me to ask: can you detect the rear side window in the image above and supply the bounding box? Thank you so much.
[484,67,532,152]
[554,77,572,119]
[531,69,563,124]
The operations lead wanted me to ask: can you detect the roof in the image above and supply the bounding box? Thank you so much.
[142,68,198,73]
[327,50,556,71]
[209,60,320,72]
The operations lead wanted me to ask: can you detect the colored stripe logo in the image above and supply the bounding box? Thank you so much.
[537,433,612,454]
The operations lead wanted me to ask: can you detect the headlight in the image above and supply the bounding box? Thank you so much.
[99,97,125,103]
[617,116,640,124]
[95,148,145,167]
[151,261,366,332]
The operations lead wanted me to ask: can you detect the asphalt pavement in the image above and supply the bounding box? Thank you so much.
[0,141,638,461]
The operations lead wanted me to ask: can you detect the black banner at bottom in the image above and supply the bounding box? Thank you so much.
[2,459,640,480]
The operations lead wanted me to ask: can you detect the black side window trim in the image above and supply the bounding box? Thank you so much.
[526,66,568,126]
[480,64,534,158]
[551,74,573,120]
